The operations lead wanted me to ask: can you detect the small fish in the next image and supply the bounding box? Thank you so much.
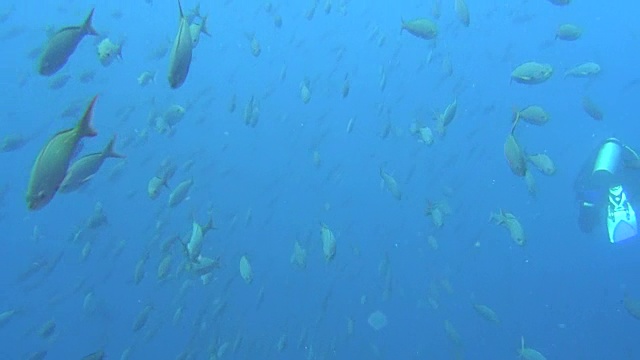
[147,176,167,199]
[186,255,220,277]
[454,0,470,27]
[320,223,336,261]
[38,9,98,76]
[189,15,210,48]
[228,94,236,112]
[58,135,125,193]
[300,79,311,104]
[26,96,98,210]
[582,96,603,120]
[147,39,170,61]
[239,255,253,284]
[0,309,18,328]
[623,293,640,320]
[273,14,283,28]
[290,241,307,268]
[490,210,526,246]
[168,178,194,207]
[78,69,96,83]
[564,62,601,78]
[38,319,56,339]
[511,62,553,84]
[132,305,153,332]
[168,1,193,89]
[504,121,526,177]
[401,18,438,40]
[435,98,457,135]
[81,350,105,360]
[380,167,402,200]
[518,337,547,360]
[443,320,462,347]
[157,255,172,280]
[137,71,155,86]
[431,0,441,19]
[97,38,123,66]
[524,169,536,197]
[527,153,556,176]
[185,217,214,262]
[555,24,582,41]
[513,105,549,126]
[425,202,445,228]
[0,134,29,152]
[473,303,500,324]
[342,74,350,98]
[48,73,71,89]
[247,33,261,57]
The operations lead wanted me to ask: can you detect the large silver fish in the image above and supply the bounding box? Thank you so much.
[26,96,99,210]
[59,135,125,193]
[167,1,193,89]
[38,9,98,76]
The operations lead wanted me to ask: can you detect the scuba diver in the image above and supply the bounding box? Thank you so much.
[575,138,640,244]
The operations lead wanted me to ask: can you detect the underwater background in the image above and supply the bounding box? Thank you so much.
[1,0,639,359]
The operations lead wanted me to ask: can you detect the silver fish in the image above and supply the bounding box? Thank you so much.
[38,9,98,76]
[26,96,98,210]
[59,135,125,193]
[167,1,193,89]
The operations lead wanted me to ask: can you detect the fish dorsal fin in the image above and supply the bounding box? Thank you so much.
[102,135,125,159]
[510,113,521,135]
[178,0,185,19]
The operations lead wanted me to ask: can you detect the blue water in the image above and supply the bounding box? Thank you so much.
[2,0,640,359]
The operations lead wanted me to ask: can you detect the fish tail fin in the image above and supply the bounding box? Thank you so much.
[178,236,191,259]
[511,106,519,123]
[78,96,98,138]
[158,173,171,189]
[510,111,520,135]
[205,206,217,231]
[117,39,125,60]
[400,17,405,34]
[103,135,126,159]
[201,15,211,36]
[83,8,99,36]
[203,214,216,234]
